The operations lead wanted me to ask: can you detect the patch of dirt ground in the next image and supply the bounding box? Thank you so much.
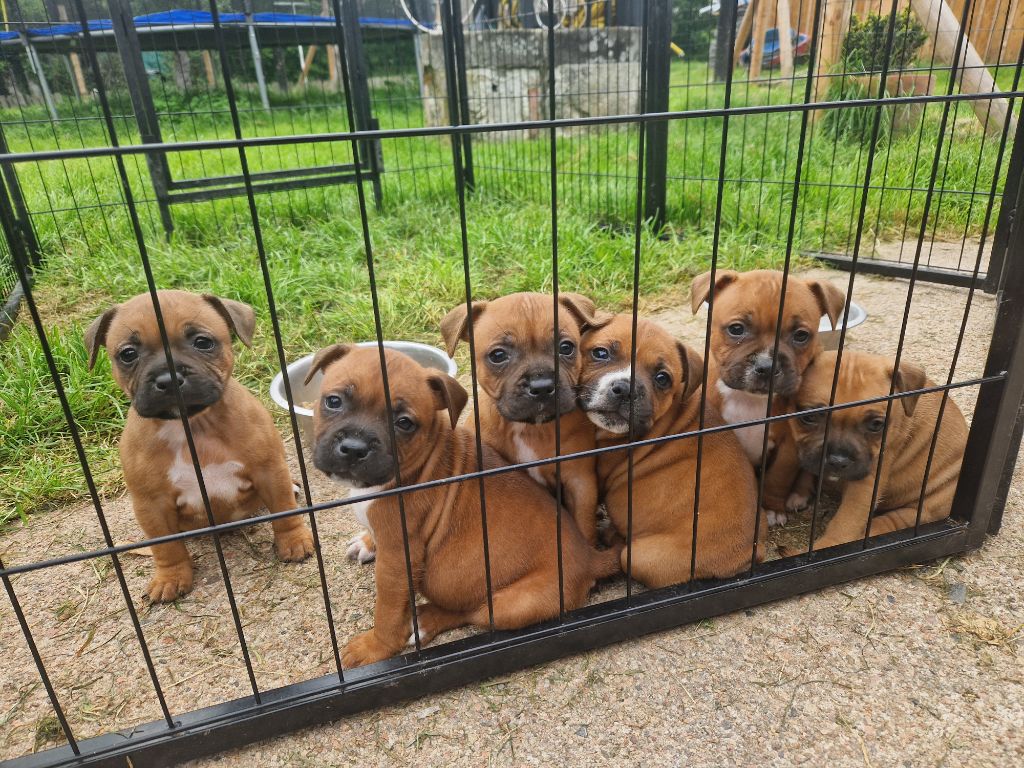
[2,264,1022,766]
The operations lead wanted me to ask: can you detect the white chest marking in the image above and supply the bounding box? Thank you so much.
[512,431,546,485]
[346,484,385,537]
[158,422,248,509]
[717,381,773,464]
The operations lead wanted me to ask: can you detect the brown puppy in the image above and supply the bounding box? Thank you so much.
[86,290,314,602]
[788,350,967,550]
[306,346,620,668]
[578,314,762,588]
[690,269,845,524]
[441,292,601,544]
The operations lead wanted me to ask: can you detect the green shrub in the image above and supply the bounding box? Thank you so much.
[841,10,928,73]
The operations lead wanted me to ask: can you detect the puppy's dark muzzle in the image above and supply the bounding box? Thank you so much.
[133,365,222,419]
[313,428,393,487]
[580,380,654,436]
[798,441,872,482]
[499,370,577,423]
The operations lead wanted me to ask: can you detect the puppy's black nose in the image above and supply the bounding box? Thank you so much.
[338,436,371,461]
[826,452,853,470]
[153,370,186,392]
[610,379,631,398]
[527,377,556,398]
[752,357,775,377]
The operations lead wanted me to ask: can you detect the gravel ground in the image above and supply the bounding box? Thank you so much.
[2,261,1021,766]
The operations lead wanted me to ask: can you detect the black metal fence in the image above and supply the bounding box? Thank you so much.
[2,0,1024,765]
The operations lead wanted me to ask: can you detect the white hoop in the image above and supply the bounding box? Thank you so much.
[398,0,479,36]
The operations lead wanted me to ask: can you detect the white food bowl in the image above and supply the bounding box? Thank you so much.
[270,341,458,448]
[700,300,867,350]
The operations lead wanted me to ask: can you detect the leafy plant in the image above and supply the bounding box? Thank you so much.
[841,10,928,73]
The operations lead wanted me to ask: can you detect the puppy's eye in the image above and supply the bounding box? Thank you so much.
[799,411,823,426]
[558,340,575,356]
[726,322,746,338]
[865,417,885,433]
[192,336,215,352]
[324,395,343,411]
[117,347,138,364]
[395,416,416,433]
[653,371,672,389]
[591,347,610,361]
[792,329,812,345]
[487,348,508,365]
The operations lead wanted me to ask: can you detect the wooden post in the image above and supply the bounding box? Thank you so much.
[910,0,1016,136]
[813,0,853,102]
[777,0,794,78]
[734,0,758,68]
[57,4,88,97]
[749,0,772,79]
[202,51,216,87]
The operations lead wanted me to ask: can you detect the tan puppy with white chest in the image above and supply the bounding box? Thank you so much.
[86,290,314,602]
[441,292,601,543]
[787,350,967,550]
[306,345,620,668]
[578,314,762,587]
[690,269,845,524]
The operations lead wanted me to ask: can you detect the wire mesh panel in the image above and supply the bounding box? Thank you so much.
[1,0,1023,765]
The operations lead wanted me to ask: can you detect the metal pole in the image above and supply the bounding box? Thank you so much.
[714,0,739,82]
[23,39,58,121]
[245,0,271,110]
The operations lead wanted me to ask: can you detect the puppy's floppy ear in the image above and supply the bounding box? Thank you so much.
[891,360,928,417]
[804,279,846,331]
[557,292,597,330]
[304,343,353,386]
[202,294,256,348]
[427,373,468,428]
[440,301,487,358]
[84,306,119,370]
[677,341,705,402]
[581,309,616,333]
[690,270,739,314]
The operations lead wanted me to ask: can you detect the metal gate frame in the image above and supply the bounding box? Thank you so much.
[2,0,1024,765]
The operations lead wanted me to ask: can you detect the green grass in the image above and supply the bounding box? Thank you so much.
[0,59,1012,524]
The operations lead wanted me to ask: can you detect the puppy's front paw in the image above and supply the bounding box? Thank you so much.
[146,564,193,603]
[778,544,802,559]
[346,530,376,564]
[342,630,397,669]
[765,509,788,527]
[274,526,315,562]
[785,491,810,514]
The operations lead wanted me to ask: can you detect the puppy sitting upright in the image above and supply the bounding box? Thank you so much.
[578,314,761,588]
[788,350,967,550]
[441,293,601,543]
[690,269,845,524]
[86,290,314,602]
[306,346,620,668]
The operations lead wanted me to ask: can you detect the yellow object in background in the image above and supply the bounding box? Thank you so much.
[670,42,684,58]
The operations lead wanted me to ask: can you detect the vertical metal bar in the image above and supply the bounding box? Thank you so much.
[329,0,424,654]
[73,0,263,703]
[625,0,652,602]
[545,0,566,617]
[450,0,475,190]
[1,557,80,756]
[987,115,1024,294]
[440,0,495,631]
[107,0,174,236]
[339,0,382,206]
[0,121,40,266]
[642,0,671,227]
[204,1,346,683]
[691,0,740,582]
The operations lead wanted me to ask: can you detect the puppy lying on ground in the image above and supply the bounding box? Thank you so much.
[85,290,313,602]
[690,269,845,525]
[578,314,762,587]
[787,350,967,551]
[441,292,602,543]
[306,345,621,668]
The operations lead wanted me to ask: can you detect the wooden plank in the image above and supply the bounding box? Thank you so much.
[750,0,772,78]
[778,0,795,77]
[910,0,1016,135]
[734,0,759,67]
[814,0,854,102]
[202,51,216,88]
[298,46,318,89]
